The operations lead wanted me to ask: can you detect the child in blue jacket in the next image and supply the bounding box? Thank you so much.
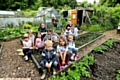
[40,40,58,79]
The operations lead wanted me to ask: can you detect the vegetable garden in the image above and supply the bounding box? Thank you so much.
[0,0,120,80]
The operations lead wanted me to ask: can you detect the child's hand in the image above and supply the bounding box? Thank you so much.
[29,47,33,49]
[35,47,38,49]
[62,61,65,65]
[45,62,49,68]
[48,62,52,68]
[46,62,52,68]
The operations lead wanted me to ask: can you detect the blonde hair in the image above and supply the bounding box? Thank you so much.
[59,36,67,47]
[28,29,33,33]
[23,33,29,38]
[45,40,53,46]
[67,34,75,42]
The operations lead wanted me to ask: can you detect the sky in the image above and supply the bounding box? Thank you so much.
[76,0,99,4]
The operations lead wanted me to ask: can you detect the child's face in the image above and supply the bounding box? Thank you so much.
[59,39,65,46]
[68,35,73,42]
[47,31,51,35]
[71,25,74,29]
[37,33,41,38]
[67,26,70,30]
[46,44,52,51]
[52,30,55,34]
[24,37,29,42]
[29,31,33,36]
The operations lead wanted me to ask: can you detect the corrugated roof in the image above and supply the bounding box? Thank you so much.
[0,11,15,15]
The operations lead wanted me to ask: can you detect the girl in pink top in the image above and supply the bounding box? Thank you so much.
[34,32,44,50]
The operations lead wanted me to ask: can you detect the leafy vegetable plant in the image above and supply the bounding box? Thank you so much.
[93,45,108,54]
[104,39,118,48]
[116,70,120,80]
[48,55,94,80]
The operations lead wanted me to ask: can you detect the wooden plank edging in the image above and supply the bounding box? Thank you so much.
[31,54,41,70]
[0,44,3,57]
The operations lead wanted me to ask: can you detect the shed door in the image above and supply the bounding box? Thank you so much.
[71,10,77,25]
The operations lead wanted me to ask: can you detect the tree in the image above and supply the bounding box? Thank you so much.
[99,0,120,7]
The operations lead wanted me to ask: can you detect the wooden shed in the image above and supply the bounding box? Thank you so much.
[71,7,93,26]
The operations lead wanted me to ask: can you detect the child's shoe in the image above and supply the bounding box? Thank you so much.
[67,61,71,65]
[66,58,71,65]
[53,68,56,75]
[70,54,75,61]
[24,55,28,61]
[74,54,78,61]
[62,64,68,69]
[40,70,47,80]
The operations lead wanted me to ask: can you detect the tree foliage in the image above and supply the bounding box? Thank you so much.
[0,0,77,10]
[99,0,120,7]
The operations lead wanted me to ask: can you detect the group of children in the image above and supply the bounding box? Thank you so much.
[22,22,79,79]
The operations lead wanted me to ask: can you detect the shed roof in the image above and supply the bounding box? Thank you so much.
[36,7,60,19]
[0,11,15,15]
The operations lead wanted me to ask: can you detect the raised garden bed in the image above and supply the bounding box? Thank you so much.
[49,38,120,80]
[31,32,104,78]
[76,32,103,48]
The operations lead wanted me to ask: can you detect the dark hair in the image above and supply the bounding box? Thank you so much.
[66,24,71,29]
[34,31,44,46]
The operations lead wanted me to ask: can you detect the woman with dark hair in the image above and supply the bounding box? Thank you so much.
[38,23,47,38]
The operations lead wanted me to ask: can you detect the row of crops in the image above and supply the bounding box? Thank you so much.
[0,28,28,41]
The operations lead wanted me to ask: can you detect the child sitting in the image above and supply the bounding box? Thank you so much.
[51,30,59,49]
[51,30,59,43]
[34,32,44,53]
[57,36,71,70]
[65,25,72,37]
[22,33,33,61]
[43,30,52,41]
[67,34,78,61]
[60,28,66,38]
[40,40,58,79]
[71,24,78,37]
[28,30,35,46]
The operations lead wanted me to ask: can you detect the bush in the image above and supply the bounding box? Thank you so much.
[22,24,32,29]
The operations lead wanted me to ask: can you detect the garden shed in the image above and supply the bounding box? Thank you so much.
[71,7,93,26]
[35,7,61,28]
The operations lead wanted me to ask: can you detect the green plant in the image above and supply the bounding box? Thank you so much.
[104,39,118,48]
[47,22,54,30]
[18,21,25,28]
[93,45,108,53]
[59,17,68,28]
[80,24,87,31]
[116,70,120,80]
[6,23,14,28]
[22,24,32,29]
[48,55,94,80]
[88,24,105,32]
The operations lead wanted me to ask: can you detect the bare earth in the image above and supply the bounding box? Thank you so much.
[0,29,120,80]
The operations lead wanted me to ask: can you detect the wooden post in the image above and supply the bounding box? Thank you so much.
[86,11,92,25]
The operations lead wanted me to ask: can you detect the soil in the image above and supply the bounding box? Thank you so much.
[0,29,120,80]
[81,41,120,80]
